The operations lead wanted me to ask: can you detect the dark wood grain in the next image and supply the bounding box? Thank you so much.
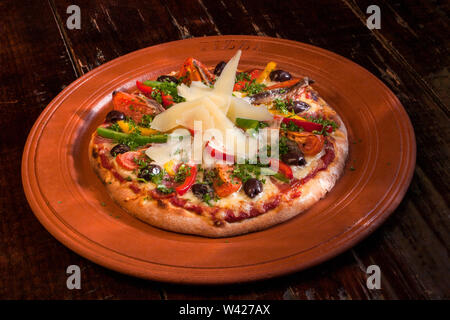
[0,0,448,299]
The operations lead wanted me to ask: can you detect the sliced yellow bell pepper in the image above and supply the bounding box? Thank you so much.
[269,109,306,120]
[116,120,160,136]
[164,160,177,176]
[256,61,277,84]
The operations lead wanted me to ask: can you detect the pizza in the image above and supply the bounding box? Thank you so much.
[89,50,348,237]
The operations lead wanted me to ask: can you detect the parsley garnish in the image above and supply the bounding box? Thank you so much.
[279,136,289,155]
[109,122,121,132]
[273,98,290,114]
[235,72,251,82]
[242,80,266,95]
[139,114,153,128]
[306,116,338,136]
[143,80,186,104]
[156,185,174,194]
[232,164,266,183]
[174,163,191,183]
[280,121,304,133]
[151,90,162,104]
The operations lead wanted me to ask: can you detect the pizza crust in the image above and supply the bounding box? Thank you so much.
[89,114,348,238]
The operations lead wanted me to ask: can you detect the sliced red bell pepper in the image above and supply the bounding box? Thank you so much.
[282,117,333,133]
[205,141,235,162]
[175,164,197,196]
[264,78,300,90]
[136,80,154,96]
[269,159,293,179]
[138,80,174,108]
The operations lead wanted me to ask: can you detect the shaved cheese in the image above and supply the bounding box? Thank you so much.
[150,98,205,131]
[176,105,215,130]
[213,50,241,96]
[177,81,212,101]
[208,93,231,114]
[145,142,176,166]
[227,96,273,122]
[145,131,191,166]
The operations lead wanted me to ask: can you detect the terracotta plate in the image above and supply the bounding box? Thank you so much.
[22,36,416,284]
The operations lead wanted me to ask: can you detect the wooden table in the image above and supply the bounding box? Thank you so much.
[1,0,448,300]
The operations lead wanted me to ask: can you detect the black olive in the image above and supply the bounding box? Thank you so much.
[105,110,125,123]
[110,144,131,156]
[157,75,179,83]
[214,61,226,76]
[138,164,162,181]
[243,178,263,198]
[282,139,306,166]
[192,183,213,198]
[287,101,310,114]
[281,151,306,166]
[269,70,292,82]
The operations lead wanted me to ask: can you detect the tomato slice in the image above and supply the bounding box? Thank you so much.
[213,165,242,197]
[115,151,141,170]
[233,69,261,91]
[161,93,174,107]
[269,159,293,179]
[112,91,154,123]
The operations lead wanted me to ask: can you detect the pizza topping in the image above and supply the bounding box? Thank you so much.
[249,78,309,105]
[99,152,113,170]
[233,69,260,92]
[288,101,311,114]
[96,127,168,149]
[213,165,242,198]
[111,170,125,183]
[174,163,197,196]
[129,184,141,194]
[105,110,126,123]
[150,187,175,199]
[112,91,163,123]
[115,151,143,170]
[156,75,179,84]
[213,61,226,76]
[191,183,215,205]
[205,140,235,162]
[281,117,331,134]
[243,178,263,198]
[178,57,215,86]
[110,143,131,157]
[137,80,186,107]
[286,131,325,156]
[269,159,294,180]
[137,164,162,182]
[281,150,306,166]
[280,138,307,166]
[305,116,339,135]
[116,120,159,136]
[256,62,277,84]
[269,70,292,82]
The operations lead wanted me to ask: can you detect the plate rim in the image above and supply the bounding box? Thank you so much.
[21,35,416,284]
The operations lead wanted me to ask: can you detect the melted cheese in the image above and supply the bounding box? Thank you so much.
[291,149,326,180]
